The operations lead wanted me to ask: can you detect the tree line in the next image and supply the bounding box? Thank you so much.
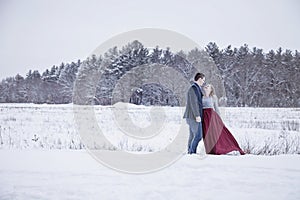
[0,41,299,107]
[205,43,300,107]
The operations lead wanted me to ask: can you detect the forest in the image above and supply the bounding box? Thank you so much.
[0,41,299,107]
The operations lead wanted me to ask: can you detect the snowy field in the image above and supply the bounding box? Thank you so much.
[0,150,299,200]
[0,104,300,199]
[0,103,299,154]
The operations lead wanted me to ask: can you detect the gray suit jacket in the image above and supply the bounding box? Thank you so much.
[183,83,203,120]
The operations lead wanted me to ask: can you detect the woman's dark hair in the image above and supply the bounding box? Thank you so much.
[194,72,205,81]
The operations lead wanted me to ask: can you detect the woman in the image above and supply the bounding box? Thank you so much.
[202,84,245,155]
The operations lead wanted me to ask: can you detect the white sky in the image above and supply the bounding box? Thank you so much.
[0,0,299,80]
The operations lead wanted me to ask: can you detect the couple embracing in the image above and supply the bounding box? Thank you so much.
[183,72,245,155]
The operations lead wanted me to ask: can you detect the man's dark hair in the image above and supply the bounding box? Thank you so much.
[194,72,205,81]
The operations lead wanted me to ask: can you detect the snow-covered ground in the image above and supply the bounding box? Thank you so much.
[0,104,299,199]
[0,149,299,200]
[0,103,299,154]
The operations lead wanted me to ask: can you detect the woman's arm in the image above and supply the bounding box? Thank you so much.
[213,95,221,116]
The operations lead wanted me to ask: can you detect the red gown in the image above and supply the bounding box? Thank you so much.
[202,108,245,155]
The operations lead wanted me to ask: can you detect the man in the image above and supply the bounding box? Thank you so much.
[183,72,205,154]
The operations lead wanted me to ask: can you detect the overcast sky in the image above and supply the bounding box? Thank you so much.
[0,0,299,80]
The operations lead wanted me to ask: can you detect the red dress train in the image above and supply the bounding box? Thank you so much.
[202,108,245,155]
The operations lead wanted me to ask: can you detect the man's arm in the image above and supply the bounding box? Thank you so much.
[188,87,201,121]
